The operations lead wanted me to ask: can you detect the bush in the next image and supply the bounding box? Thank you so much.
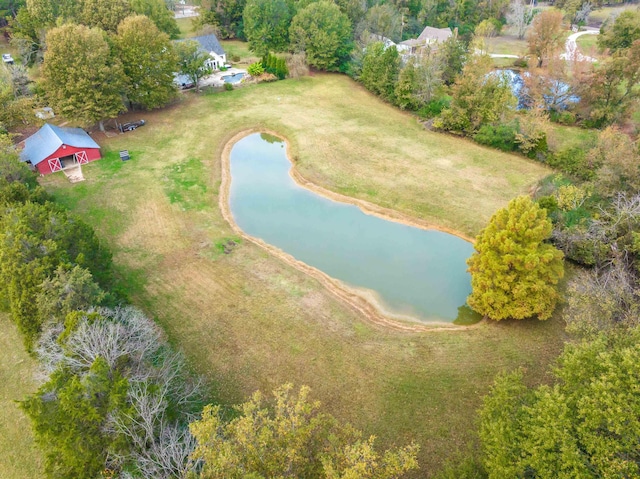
[513,57,528,68]
[473,124,518,151]
[550,110,577,125]
[247,62,264,76]
[224,83,233,91]
[417,96,451,119]
[547,147,596,180]
[231,54,240,63]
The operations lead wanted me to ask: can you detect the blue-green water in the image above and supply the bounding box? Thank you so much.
[229,133,480,324]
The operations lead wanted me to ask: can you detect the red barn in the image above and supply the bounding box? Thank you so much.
[20,123,101,175]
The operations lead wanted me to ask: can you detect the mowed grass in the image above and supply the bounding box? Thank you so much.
[485,34,529,56]
[0,316,42,479]
[221,39,260,65]
[41,74,563,476]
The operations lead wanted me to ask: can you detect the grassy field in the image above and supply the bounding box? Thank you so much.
[0,316,42,479]
[221,39,260,66]
[41,74,563,476]
[588,4,639,27]
[485,35,529,56]
[176,17,197,39]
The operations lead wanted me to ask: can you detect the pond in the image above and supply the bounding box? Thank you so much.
[222,72,245,84]
[228,133,481,325]
[492,69,579,110]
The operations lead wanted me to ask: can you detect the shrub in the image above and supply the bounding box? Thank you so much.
[231,54,240,63]
[417,96,451,119]
[247,62,265,76]
[550,110,576,125]
[224,83,233,91]
[547,147,596,180]
[473,124,518,151]
[513,56,528,68]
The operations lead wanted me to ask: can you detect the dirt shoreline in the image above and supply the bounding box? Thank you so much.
[218,128,482,332]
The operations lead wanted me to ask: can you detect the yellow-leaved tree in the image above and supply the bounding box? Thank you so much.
[467,196,564,321]
[189,384,419,479]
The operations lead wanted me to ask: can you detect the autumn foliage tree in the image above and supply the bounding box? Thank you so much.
[467,196,564,321]
[190,384,419,479]
[527,9,565,67]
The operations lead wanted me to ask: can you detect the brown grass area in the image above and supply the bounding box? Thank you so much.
[42,74,563,476]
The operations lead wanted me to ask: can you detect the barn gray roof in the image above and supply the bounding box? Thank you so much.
[20,123,100,166]
[175,33,225,56]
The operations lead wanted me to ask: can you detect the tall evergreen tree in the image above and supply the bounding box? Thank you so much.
[467,196,564,321]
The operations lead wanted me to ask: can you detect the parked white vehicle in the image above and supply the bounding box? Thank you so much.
[2,53,14,65]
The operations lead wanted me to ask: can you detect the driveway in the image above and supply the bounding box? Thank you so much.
[561,28,599,62]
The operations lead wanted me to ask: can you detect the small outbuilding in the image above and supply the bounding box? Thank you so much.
[20,123,101,175]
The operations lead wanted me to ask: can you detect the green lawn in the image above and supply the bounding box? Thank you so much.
[40,74,563,476]
[485,35,529,56]
[220,39,259,65]
[176,17,196,39]
[576,33,600,58]
[0,316,42,479]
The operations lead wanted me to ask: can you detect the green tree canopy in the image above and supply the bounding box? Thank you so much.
[80,0,132,32]
[190,384,419,479]
[436,54,516,134]
[41,23,125,129]
[0,202,112,347]
[115,14,178,110]
[21,357,129,479]
[130,0,180,37]
[174,39,211,92]
[480,327,640,478]
[243,0,291,57]
[467,195,564,320]
[290,0,353,71]
[599,10,640,53]
[360,42,400,102]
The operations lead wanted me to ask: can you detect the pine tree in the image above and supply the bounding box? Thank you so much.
[467,196,564,320]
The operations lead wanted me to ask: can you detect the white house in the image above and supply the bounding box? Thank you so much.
[175,33,227,71]
[398,26,454,55]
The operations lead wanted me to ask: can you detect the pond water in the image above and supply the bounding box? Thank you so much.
[228,133,481,325]
[223,73,245,84]
[492,69,579,110]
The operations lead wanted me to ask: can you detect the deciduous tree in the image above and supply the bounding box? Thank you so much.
[480,327,640,478]
[174,39,212,92]
[243,0,291,57]
[527,9,564,67]
[289,0,353,71]
[130,0,180,38]
[190,384,419,479]
[506,0,534,40]
[467,195,564,320]
[80,0,132,32]
[598,9,640,53]
[115,15,178,110]
[41,24,125,129]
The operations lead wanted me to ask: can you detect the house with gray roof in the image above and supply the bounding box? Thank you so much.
[398,26,454,56]
[20,123,101,175]
[175,33,227,72]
